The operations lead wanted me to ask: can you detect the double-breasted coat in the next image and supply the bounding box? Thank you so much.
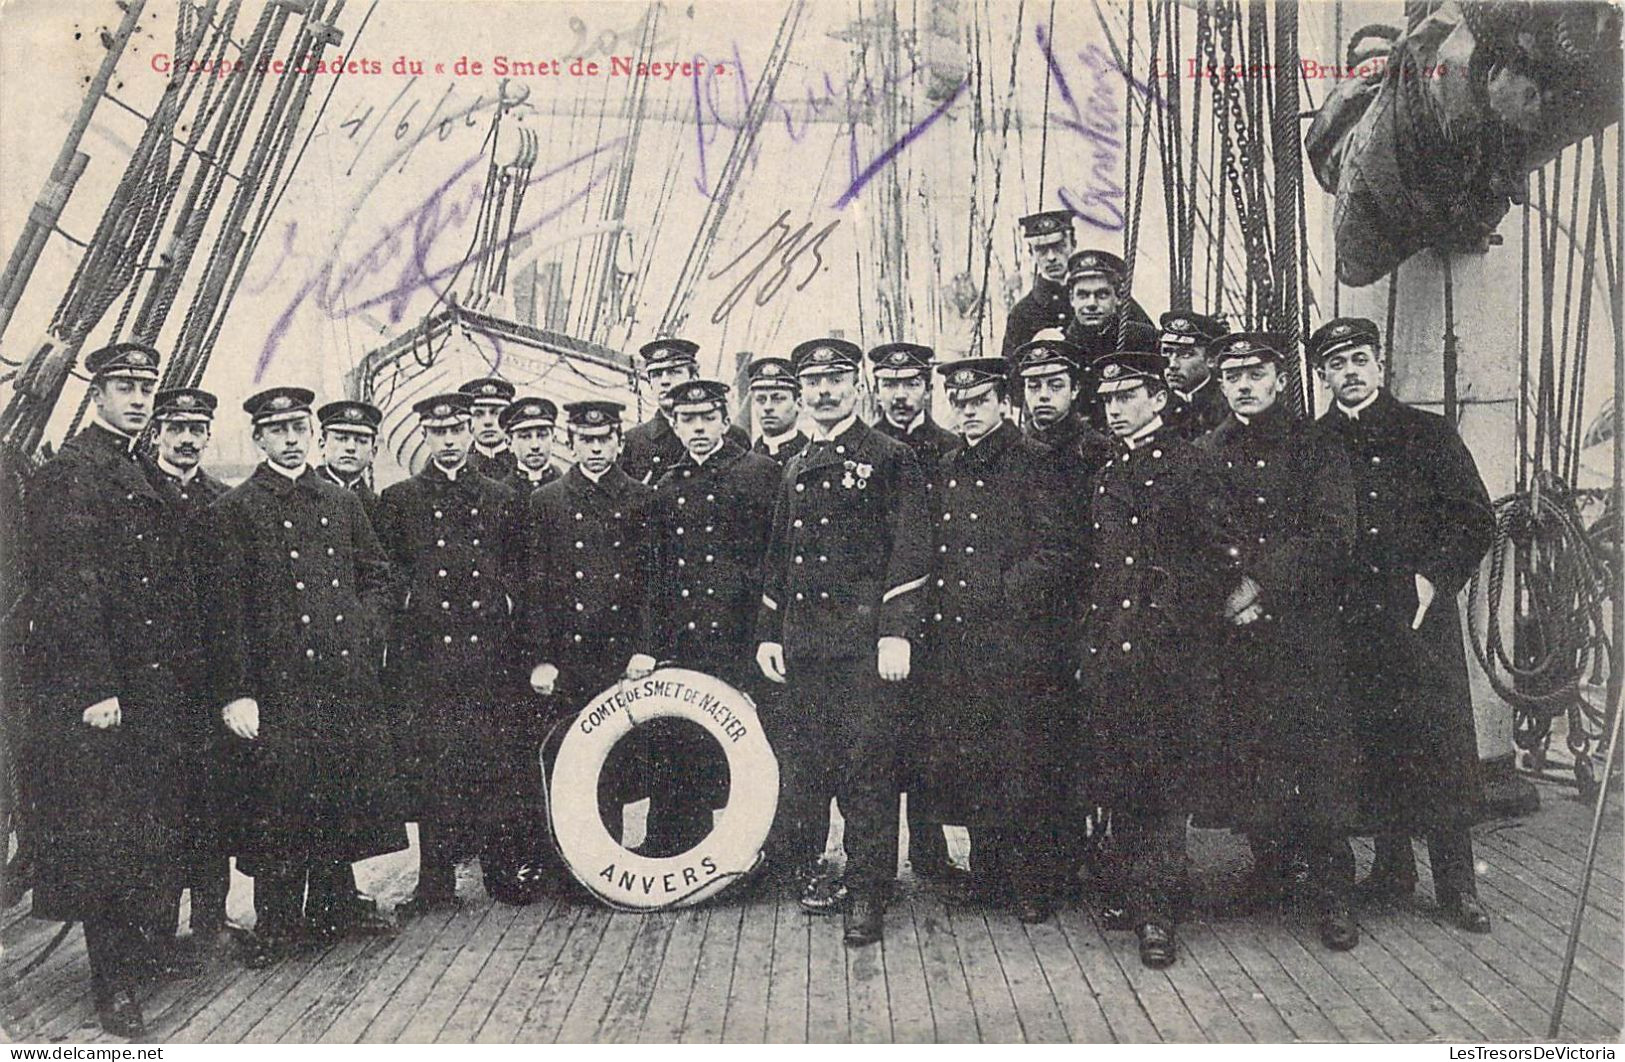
[1000,277,1074,361]
[754,430,809,469]
[1201,406,1362,835]
[20,424,196,921]
[1310,390,1494,831]
[1076,424,1243,815]
[373,464,525,830]
[1166,378,1229,440]
[468,446,518,484]
[315,463,380,524]
[200,464,407,874]
[621,411,750,485]
[916,420,1078,826]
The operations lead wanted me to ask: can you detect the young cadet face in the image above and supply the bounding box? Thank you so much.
[157,419,210,471]
[92,377,156,434]
[571,427,621,475]
[322,426,376,476]
[254,415,312,470]
[876,373,928,428]
[673,405,726,458]
[1031,236,1073,284]
[1069,277,1119,331]
[1102,382,1167,439]
[1316,343,1383,407]
[512,424,555,470]
[750,386,800,436]
[1162,342,1212,392]
[1023,372,1078,427]
[950,387,1005,442]
[470,406,505,447]
[648,363,698,403]
[801,367,860,428]
[426,418,473,468]
[1219,361,1285,417]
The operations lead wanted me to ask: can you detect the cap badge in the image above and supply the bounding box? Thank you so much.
[952,368,974,386]
[480,383,498,395]
[1332,322,1350,336]
[270,395,293,410]
[585,409,607,425]
[888,351,910,366]
[433,403,452,418]
[1103,364,1122,379]
[175,394,197,408]
[128,351,150,365]
[1171,317,1193,333]
[343,407,362,420]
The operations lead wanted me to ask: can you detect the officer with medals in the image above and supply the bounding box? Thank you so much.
[503,397,563,493]
[1001,210,1079,361]
[1078,350,1244,969]
[21,343,198,1035]
[460,376,519,482]
[917,358,1077,923]
[1199,333,1362,951]
[865,341,959,885]
[374,393,527,914]
[1308,317,1495,933]
[142,387,231,955]
[643,379,782,856]
[748,356,809,467]
[1061,249,1154,352]
[200,387,404,969]
[523,400,658,853]
[314,400,384,522]
[755,338,930,946]
[621,339,750,484]
[1159,311,1231,439]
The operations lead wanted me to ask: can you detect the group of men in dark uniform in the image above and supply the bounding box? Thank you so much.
[15,205,1496,1035]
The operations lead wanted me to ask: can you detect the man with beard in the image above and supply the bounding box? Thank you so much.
[1200,333,1362,950]
[1308,317,1495,933]
[755,338,929,946]
[143,388,231,955]
[643,379,782,857]
[1000,210,1078,361]
[314,400,384,523]
[201,387,405,969]
[748,357,809,467]
[503,397,562,494]
[22,343,197,1035]
[375,393,527,914]
[866,341,959,886]
[1062,250,1154,352]
[1159,311,1231,440]
[916,358,1075,923]
[1079,350,1243,969]
[460,376,519,482]
[621,339,750,484]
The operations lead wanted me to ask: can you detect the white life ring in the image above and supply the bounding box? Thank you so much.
[547,667,779,909]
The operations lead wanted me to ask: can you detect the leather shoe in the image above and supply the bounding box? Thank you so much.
[395,892,462,920]
[1440,893,1492,933]
[843,896,884,946]
[1015,896,1052,924]
[1318,904,1360,951]
[799,862,849,915]
[97,989,146,1039]
[1136,922,1177,969]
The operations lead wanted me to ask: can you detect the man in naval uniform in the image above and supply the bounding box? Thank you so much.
[916,358,1076,924]
[621,339,750,484]
[755,338,930,946]
[747,356,809,467]
[1200,333,1362,951]
[523,401,658,855]
[1014,336,1114,481]
[504,396,563,494]
[142,387,231,954]
[1308,317,1495,933]
[315,400,383,524]
[1159,311,1231,440]
[1061,250,1154,353]
[643,379,782,857]
[1078,350,1244,969]
[1000,210,1079,361]
[374,393,526,914]
[866,340,959,886]
[201,387,404,970]
[21,343,197,1036]
[460,376,519,482]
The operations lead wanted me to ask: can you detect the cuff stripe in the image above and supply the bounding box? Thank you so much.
[881,574,929,603]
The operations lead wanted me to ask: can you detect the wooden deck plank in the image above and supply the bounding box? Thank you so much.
[875,886,935,1043]
[1278,916,1436,1042]
[1471,862,1625,1010]
[276,934,416,1043]
[983,914,1068,1043]
[1050,906,1160,1043]
[1021,917,1116,1042]
[1347,908,1529,1040]
[1204,919,1341,1041]
[436,900,555,1042]
[1180,921,1297,1042]
[1154,918,1254,1042]
[844,923,892,1043]
[595,911,677,1042]
[909,891,980,1042]
[1102,921,1208,1043]
[945,905,1023,1042]
[635,905,708,1042]
[241,937,375,1042]
[1476,825,1625,935]
[512,905,615,1041]
[551,910,641,1042]
[205,945,337,1043]
[1491,820,1625,899]
[357,901,496,1042]
[1317,910,1478,1041]
[1472,844,1625,974]
[763,895,809,1043]
[683,901,744,1042]
[805,908,849,1042]
[397,901,526,1042]
[474,901,587,1043]
[720,897,776,1042]
[317,905,465,1043]
[1250,918,1388,1042]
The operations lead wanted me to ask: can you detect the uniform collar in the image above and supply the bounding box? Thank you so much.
[883,410,926,437]
[961,418,1017,460]
[810,412,859,443]
[318,463,363,490]
[577,463,610,484]
[262,460,309,482]
[157,455,199,484]
[1336,389,1381,420]
[1176,374,1213,402]
[426,458,467,482]
[521,463,555,483]
[760,425,804,455]
[474,441,509,459]
[87,417,138,455]
[1123,416,1165,450]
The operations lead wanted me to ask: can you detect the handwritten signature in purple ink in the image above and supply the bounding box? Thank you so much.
[706,209,842,324]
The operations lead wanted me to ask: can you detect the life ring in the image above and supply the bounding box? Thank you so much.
[547,667,778,909]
